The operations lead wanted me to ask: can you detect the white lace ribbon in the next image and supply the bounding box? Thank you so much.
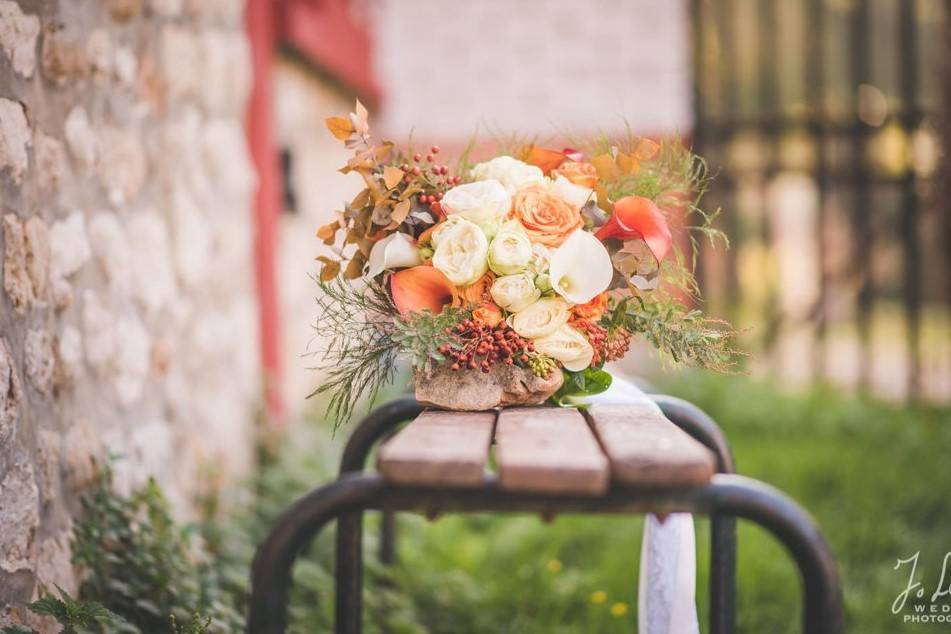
[584,377,700,634]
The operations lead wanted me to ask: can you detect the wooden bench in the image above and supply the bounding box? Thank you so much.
[248,399,844,634]
[377,405,716,494]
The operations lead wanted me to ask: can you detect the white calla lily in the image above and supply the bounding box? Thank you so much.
[366,232,422,278]
[549,229,613,304]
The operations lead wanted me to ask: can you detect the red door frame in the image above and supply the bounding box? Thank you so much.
[246,0,381,423]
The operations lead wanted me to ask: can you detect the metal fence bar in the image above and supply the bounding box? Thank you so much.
[806,0,830,379]
[898,0,922,399]
[849,0,873,392]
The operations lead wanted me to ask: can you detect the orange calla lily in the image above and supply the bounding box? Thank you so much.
[595,195,673,264]
[390,265,456,315]
[522,145,567,174]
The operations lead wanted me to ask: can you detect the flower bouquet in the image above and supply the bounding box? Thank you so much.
[312,102,739,426]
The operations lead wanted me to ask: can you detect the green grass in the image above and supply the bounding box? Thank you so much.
[333,373,950,633]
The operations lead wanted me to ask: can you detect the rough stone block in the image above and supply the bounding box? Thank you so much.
[0,99,30,183]
[23,217,49,303]
[0,462,39,574]
[48,212,90,281]
[2,214,31,311]
[0,338,22,446]
[24,330,54,394]
[63,106,97,167]
[41,26,89,84]
[0,2,40,78]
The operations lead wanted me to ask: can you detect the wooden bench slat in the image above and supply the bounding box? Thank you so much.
[377,410,496,487]
[495,407,609,495]
[587,403,716,486]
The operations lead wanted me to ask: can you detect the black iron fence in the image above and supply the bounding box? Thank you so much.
[690,0,949,402]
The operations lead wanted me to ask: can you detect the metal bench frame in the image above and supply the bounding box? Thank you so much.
[247,396,844,634]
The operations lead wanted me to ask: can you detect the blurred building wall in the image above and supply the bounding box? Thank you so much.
[0,0,258,616]
[372,0,692,140]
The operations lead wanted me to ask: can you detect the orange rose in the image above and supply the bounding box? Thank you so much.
[452,272,495,307]
[572,292,608,321]
[511,184,583,247]
[553,161,598,188]
[472,302,503,328]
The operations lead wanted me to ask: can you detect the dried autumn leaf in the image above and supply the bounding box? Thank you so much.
[373,141,394,163]
[316,256,341,281]
[387,199,411,230]
[344,252,367,279]
[350,99,369,136]
[633,138,660,161]
[591,153,619,181]
[316,221,339,245]
[351,188,371,210]
[382,166,405,189]
[616,152,639,175]
[325,116,354,141]
[399,186,422,201]
[371,202,392,225]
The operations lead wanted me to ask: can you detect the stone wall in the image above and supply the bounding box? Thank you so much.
[0,0,258,618]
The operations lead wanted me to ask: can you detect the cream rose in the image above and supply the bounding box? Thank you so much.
[431,217,489,285]
[508,297,570,339]
[471,156,545,194]
[440,180,512,235]
[490,273,540,313]
[487,222,532,275]
[532,324,595,372]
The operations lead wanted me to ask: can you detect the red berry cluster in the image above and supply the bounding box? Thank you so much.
[605,327,633,362]
[439,319,535,373]
[399,145,463,215]
[572,318,608,365]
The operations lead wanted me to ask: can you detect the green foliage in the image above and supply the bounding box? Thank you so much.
[551,368,613,406]
[310,277,405,428]
[311,277,470,429]
[392,306,472,377]
[169,614,212,634]
[608,294,742,372]
[0,586,123,634]
[71,467,242,633]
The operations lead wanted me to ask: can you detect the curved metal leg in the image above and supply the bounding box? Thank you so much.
[249,476,381,634]
[652,394,737,634]
[334,397,422,634]
[249,473,844,634]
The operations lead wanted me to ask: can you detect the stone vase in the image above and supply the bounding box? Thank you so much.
[414,363,564,411]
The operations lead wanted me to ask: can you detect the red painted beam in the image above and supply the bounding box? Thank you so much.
[246,0,285,422]
[280,0,383,106]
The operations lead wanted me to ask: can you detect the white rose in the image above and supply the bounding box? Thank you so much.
[549,229,613,304]
[490,273,540,313]
[529,242,551,274]
[431,217,489,285]
[471,156,545,194]
[508,297,570,339]
[440,180,512,234]
[533,325,595,372]
[366,232,421,278]
[487,222,533,275]
[550,174,595,211]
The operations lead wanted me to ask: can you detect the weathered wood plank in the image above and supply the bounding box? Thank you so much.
[495,407,609,495]
[377,410,496,487]
[587,403,715,486]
